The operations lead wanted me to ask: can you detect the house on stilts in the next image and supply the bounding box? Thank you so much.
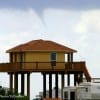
[0,39,91,100]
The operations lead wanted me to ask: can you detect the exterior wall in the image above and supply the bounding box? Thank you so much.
[17,52,65,62]
[91,84,100,99]
[9,52,65,69]
[91,84,100,94]
[77,86,91,99]
[63,87,76,100]
[25,52,50,62]
[75,83,100,99]
[16,53,21,62]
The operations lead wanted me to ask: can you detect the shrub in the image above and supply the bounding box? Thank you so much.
[0,88,5,96]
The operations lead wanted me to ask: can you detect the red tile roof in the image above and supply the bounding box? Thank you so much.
[6,39,77,53]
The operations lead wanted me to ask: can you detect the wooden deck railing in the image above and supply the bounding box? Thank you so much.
[0,61,91,81]
[0,61,85,72]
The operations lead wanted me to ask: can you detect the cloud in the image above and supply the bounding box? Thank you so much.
[0,8,47,63]
[0,8,46,35]
[74,10,100,76]
[75,10,100,33]
[43,9,80,44]
[0,8,82,48]
[74,10,100,52]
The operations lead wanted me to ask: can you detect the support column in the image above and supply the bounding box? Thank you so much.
[71,53,73,62]
[43,73,46,98]
[27,73,30,100]
[55,73,58,98]
[74,74,77,86]
[49,73,52,98]
[9,52,13,62]
[9,73,13,92]
[67,74,70,86]
[14,73,18,94]
[61,73,64,99]
[67,53,70,62]
[21,73,25,95]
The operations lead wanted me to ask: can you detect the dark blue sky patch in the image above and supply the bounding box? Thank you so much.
[0,0,100,11]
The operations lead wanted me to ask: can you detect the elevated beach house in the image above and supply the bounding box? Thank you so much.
[0,39,91,100]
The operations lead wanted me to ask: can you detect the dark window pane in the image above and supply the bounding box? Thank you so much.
[64,91,68,98]
[51,52,56,61]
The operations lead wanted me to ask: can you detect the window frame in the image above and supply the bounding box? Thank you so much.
[50,52,57,62]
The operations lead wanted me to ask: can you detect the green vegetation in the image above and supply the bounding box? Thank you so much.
[0,86,29,100]
[0,96,29,100]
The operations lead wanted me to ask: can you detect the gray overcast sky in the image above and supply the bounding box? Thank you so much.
[0,0,100,100]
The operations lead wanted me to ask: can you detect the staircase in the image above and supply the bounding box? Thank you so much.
[65,62,91,82]
[82,64,91,82]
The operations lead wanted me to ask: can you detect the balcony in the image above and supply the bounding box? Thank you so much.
[0,61,85,72]
[0,61,91,81]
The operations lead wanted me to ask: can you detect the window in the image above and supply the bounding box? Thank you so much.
[50,52,56,66]
[64,91,68,100]
[51,52,56,61]
[85,87,88,92]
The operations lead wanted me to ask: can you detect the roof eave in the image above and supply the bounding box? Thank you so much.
[6,50,77,53]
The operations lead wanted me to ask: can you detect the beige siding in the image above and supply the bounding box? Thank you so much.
[25,52,50,62]
[57,52,65,62]
[24,52,65,62]
[12,52,65,62]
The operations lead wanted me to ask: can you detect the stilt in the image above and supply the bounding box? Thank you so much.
[71,53,73,62]
[21,73,24,95]
[27,73,30,100]
[43,73,46,98]
[9,73,13,93]
[67,74,70,86]
[61,73,64,99]
[14,73,18,94]
[68,53,70,62]
[49,73,52,98]
[74,74,77,86]
[55,73,58,98]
